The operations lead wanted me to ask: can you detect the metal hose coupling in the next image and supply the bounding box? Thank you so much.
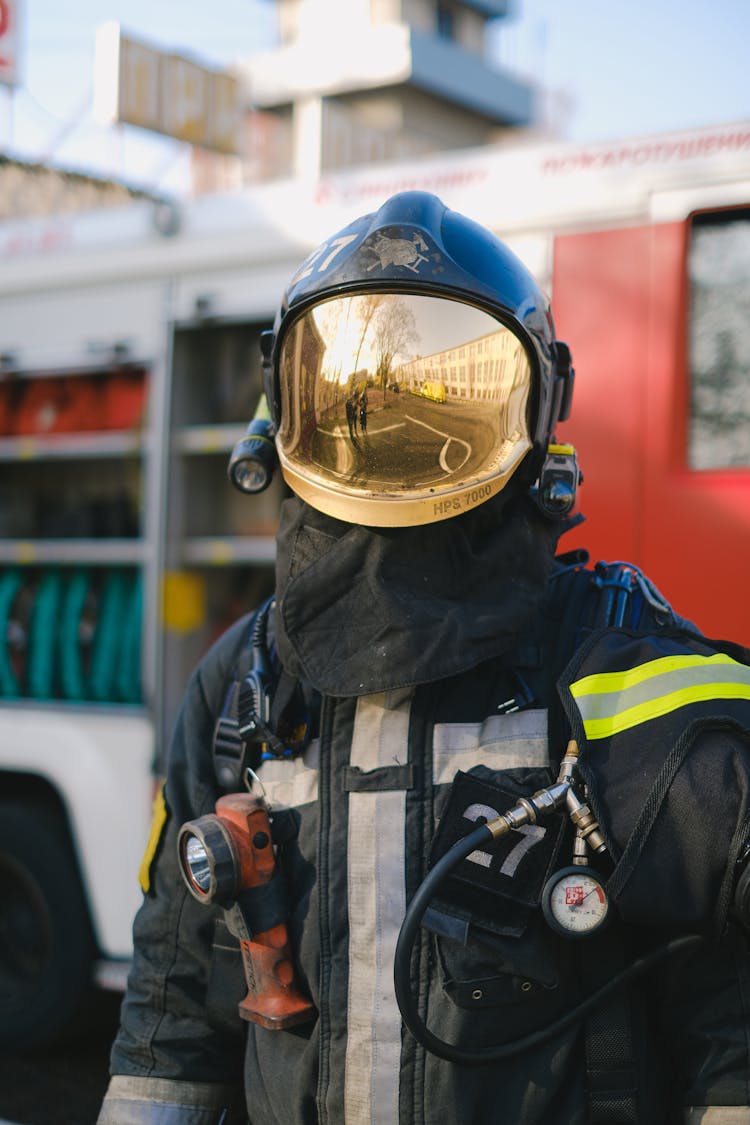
[558,739,608,855]
[482,739,607,855]
[484,780,570,840]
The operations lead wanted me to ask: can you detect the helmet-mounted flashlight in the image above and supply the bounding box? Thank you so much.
[228,394,277,495]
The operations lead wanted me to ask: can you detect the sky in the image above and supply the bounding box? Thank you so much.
[2,0,749,197]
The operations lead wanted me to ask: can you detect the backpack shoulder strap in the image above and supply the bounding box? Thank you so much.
[547,555,682,664]
[538,555,682,761]
[587,559,678,631]
[544,556,684,1125]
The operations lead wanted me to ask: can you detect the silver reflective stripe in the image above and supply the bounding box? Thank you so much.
[97,1075,240,1124]
[345,689,411,1125]
[684,1110,750,1123]
[432,709,549,784]
[254,738,320,807]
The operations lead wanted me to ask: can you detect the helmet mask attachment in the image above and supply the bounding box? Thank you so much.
[229,192,577,526]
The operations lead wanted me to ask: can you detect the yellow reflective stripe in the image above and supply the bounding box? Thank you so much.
[138,785,168,894]
[570,652,739,699]
[580,682,750,740]
[571,651,750,740]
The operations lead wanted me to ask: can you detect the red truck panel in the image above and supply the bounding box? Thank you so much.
[553,222,750,642]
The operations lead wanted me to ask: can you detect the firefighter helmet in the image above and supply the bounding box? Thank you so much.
[262,190,574,527]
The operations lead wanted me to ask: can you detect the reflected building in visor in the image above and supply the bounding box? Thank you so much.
[395,324,528,404]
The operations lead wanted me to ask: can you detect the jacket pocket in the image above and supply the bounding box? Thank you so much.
[430,912,578,1046]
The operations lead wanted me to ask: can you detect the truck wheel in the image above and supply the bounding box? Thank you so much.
[0,801,96,1049]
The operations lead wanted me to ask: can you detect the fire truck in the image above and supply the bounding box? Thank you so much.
[0,119,748,1047]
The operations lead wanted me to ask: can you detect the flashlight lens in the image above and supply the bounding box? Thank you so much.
[178,815,239,904]
[184,834,212,894]
[231,457,270,494]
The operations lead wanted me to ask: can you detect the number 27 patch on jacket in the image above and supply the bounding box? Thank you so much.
[429,770,567,917]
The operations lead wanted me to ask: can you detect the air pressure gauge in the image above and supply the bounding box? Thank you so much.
[541,866,609,939]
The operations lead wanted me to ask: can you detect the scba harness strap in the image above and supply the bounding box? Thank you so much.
[561,614,750,1123]
[564,626,750,939]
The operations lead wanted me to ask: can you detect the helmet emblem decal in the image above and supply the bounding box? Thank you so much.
[363,232,432,274]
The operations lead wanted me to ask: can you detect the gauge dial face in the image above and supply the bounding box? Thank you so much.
[542,867,609,938]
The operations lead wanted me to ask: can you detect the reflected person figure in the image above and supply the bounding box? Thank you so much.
[359,389,368,434]
[99,191,750,1125]
[345,394,358,440]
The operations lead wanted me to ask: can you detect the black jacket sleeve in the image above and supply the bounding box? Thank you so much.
[101,615,255,1117]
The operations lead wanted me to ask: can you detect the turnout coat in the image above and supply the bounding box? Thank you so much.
[99,566,750,1125]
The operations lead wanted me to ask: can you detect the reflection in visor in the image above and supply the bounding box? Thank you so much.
[277,294,533,522]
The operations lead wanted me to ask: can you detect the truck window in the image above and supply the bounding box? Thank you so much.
[688,207,750,470]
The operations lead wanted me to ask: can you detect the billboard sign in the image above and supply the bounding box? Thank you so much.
[94,22,244,156]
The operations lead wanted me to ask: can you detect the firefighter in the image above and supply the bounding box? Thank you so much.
[99,192,750,1125]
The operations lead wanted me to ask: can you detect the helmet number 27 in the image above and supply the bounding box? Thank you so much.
[291,234,360,286]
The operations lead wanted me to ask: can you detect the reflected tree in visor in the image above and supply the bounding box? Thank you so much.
[277,293,533,526]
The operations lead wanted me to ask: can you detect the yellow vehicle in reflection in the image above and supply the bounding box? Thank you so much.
[419,380,446,403]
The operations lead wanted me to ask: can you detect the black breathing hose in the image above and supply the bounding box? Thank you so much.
[393,823,704,1065]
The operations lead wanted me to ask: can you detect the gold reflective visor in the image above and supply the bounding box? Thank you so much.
[277,293,533,526]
